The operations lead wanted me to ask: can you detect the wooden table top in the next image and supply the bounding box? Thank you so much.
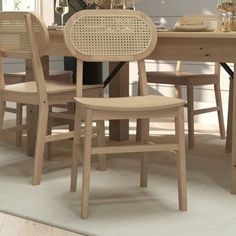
[47,29,236,62]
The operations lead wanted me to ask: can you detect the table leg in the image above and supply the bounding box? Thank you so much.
[109,62,129,141]
[231,63,236,194]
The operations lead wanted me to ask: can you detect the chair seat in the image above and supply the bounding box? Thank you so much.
[4,70,72,77]
[147,71,218,78]
[75,95,185,111]
[2,81,76,105]
[4,81,75,95]
[147,71,218,85]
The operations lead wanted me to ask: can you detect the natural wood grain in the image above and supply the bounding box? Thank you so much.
[65,10,186,219]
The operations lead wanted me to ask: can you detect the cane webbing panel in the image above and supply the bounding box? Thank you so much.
[68,11,154,58]
[0,12,48,56]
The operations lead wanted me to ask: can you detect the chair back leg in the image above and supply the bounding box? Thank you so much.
[44,106,52,161]
[16,103,23,147]
[226,78,233,153]
[186,84,194,149]
[96,120,107,171]
[0,101,6,134]
[139,119,149,187]
[71,107,82,192]
[33,104,49,185]
[214,83,225,139]
[81,109,93,219]
[175,85,182,98]
[175,106,187,211]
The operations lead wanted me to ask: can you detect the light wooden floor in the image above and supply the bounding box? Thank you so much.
[0,212,84,236]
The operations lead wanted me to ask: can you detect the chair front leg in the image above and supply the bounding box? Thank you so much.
[81,109,93,219]
[71,104,82,192]
[33,103,49,185]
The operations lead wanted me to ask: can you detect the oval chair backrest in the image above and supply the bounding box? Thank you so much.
[64,10,158,62]
[0,11,49,59]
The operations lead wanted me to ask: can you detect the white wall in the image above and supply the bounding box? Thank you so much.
[136,0,218,17]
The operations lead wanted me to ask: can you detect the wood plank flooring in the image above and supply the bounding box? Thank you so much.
[0,212,84,236]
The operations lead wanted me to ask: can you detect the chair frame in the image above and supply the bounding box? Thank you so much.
[0,12,103,185]
[147,15,225,149]
[147,61,225,149]
[64,9,187,219]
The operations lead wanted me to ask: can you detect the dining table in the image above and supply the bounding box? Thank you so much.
[26,29,236,194]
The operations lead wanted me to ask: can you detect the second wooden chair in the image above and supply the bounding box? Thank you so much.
[0,12,104,186]
[147,15,225,149]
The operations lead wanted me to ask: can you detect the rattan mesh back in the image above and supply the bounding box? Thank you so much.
[64,10,157,62]
[0,12,48,57]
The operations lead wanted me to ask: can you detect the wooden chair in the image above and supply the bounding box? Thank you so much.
[64,9,187,219]
[4,70,73,147]
[147,15,225,149]
[0,11,103,185]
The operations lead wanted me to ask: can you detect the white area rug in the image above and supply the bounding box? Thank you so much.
[1,126,236,236]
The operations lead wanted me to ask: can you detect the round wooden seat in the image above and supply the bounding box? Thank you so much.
[75,95,185,111]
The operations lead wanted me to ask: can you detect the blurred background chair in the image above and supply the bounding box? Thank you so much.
[0,11,104,185]
[147,15,225,149]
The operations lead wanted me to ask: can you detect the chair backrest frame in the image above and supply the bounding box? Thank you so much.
[0,11,48,58]
[0,11,49,103]
[64,9,158,97]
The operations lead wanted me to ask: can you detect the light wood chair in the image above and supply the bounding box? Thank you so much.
[64,9,187,219]
[4,70,73,147]
[147,15,225,149]
[0,11,103,185]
